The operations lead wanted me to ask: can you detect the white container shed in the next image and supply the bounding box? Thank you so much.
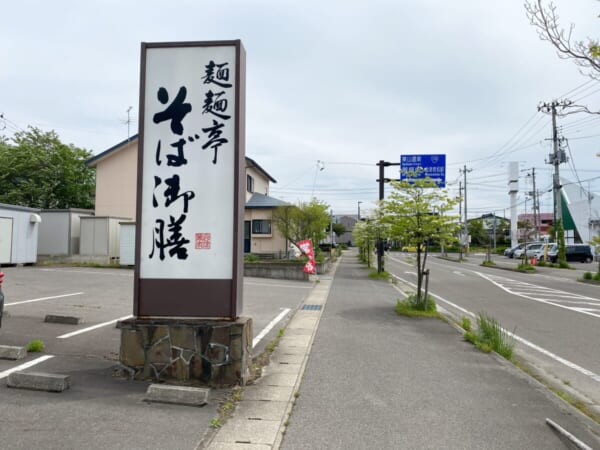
[119,222,136,266]
[38,209,94,256]
[0,203,41,265]
[80,216,129,262]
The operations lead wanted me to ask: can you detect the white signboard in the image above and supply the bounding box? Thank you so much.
[139,44,237,279]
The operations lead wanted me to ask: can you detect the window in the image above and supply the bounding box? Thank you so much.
[252,219,271,235]
[246,174,254,193]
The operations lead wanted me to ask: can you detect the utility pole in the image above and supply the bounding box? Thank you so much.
[458,181,463,260]
[538,100,570,239]
[527,167,539,241]
[376,160,398,273]
[461,165,472,255]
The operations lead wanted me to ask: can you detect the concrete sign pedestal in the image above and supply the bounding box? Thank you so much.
[117,317,252,387]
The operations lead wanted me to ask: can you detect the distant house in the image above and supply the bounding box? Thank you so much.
[335,215,358,246]
[85,135,288,260]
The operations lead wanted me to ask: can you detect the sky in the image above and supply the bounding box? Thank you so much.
[2,0,599,219]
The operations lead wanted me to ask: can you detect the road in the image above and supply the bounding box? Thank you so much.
[386,252,600,410]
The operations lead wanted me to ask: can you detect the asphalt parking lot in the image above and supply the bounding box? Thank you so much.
[0,265,313,450]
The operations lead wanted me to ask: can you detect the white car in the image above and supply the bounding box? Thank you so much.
[513,242,544,259]
[533,243,556,262]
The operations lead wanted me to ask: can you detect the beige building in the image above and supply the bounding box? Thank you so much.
[86,135,288,256]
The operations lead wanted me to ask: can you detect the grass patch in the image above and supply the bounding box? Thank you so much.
[463,313,514,360]
[461,316,472,332]
[395,294,440,318]
[481,260,496,266]
[27,339,45,352]
[368,270,390,280]
[517,262,536,272]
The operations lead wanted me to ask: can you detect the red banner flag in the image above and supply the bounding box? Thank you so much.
[296,240,316,274]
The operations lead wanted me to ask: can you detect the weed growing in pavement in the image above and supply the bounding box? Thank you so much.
[368,270,390,280]
[461,316,472,332]
[463,313,515,360]
[210,417,222,428]
[278,328,285,338]
[27,339,45,352]
[395,294,440,318]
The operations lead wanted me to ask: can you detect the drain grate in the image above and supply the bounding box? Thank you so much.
[302,304,322,311]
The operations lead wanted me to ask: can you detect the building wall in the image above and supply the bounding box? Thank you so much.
[94,139,138,220]
[245,209,287,255]
[245,166,270,202]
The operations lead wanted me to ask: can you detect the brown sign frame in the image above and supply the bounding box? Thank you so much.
[133,40,245,319]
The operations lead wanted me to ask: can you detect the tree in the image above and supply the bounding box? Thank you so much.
[467,218,488,246]
[0,127,95,209]
[331,223,346,238]
[272,199,330,250]
[381,178,460,307]
[352,218,382,268]
[589,234,600,273]
[525,0,600,79]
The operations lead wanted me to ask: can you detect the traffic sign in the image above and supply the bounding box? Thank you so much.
[400,154,446,187]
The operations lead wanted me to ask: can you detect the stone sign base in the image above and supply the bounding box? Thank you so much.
[117,317,252,387]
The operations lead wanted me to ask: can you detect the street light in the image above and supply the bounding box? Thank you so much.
[357,201,362,220]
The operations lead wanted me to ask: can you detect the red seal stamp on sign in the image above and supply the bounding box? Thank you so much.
[195,233,211,249]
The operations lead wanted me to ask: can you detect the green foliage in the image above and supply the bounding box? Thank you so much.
[594,272,600,281]
[0,127,95,209]
[331,222,346,237]
[466,313,515,360]
[27,339,45,352]
[517,262,536,272]
[210,417,222,428]
[461,316,472,332]
[395,294,439,318]
[368,270,390,280]
[381,176,460,303]
[353,219,384,268]
[467,219,488,246]
[272,199,331,250]
[584,271,593,280]
[558,260,570,269]
[481,260,496,266]
[556,220,566,263]
[244,254,260,262]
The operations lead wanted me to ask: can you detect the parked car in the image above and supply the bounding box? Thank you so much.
[513,242,544,259]
[547,244,594,263]
[504,243,526,258]
[0,271,4,328]
[533,243,556,262]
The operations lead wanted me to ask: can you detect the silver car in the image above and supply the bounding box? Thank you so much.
[513,242,544,259]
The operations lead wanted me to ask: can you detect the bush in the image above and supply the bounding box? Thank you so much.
[244,254,260,262]
[584,271,593,280]
[593,272,600,281]
[558,260,570,269]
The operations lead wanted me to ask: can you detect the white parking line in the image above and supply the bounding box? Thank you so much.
[56,315,133,339]
[252,308,291,348]
[6,292,84,306]
[0,355,55,380]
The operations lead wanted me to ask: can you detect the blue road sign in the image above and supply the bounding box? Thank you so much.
[400,154,446,187]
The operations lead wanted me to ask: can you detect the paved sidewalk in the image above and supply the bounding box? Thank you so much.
[206,250,600,449]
